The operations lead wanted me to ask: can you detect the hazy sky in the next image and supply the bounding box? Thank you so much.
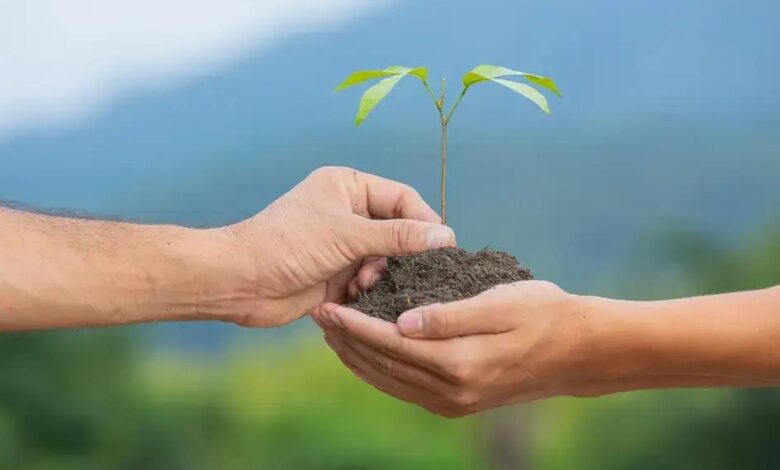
[0,0,391,142]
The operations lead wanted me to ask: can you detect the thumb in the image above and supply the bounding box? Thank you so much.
[396,296,512,339]
[354,218,456,258]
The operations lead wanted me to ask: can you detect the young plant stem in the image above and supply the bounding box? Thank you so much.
[423,77,467,225]
[446,88,467,123]
[423,81,440,109]
[439,78,448,225]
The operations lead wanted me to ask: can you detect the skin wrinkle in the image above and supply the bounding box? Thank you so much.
[352,169,372,219]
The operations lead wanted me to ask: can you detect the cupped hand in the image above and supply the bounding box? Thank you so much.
[313,280,597,417]
[223,167,455,327]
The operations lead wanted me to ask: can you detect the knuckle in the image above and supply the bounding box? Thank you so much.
[387,219,412,251]
[424,311,450,337]
[399,183,421,201]
[307,167,329,181]
[230,304,281,328]
[380,334,405,355]
[309,166,352,181]
[449,363,476,384]
[529,279,559,293]
[232,313,255,328]
[451,390,481,408]
[373,354,394,375]
[441,346,476,383]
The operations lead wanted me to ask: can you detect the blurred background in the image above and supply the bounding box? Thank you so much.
[1,0,779,467]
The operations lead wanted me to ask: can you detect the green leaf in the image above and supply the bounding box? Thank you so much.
[462,64,561,112]
[336,66,428,91]
[335,70,399,91]
[385,66,428,81]
[492,79,550,114]
[355,74,406,125]
[521,73,561,98]
[463,65,518,87]
[344,66,428,125]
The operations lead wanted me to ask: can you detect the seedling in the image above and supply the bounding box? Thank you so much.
[336,65,560,224]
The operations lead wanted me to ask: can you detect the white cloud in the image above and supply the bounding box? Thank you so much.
[0,0,390,142]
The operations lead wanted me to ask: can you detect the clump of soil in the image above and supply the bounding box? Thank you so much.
[346,247,532,322]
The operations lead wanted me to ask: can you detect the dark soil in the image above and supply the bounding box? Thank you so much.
[346,247,532,322]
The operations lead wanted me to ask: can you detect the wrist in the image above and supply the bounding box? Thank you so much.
[154,225,258,323]
[568,289,780,397]
[567,294,725,395]
[563,294,656,396]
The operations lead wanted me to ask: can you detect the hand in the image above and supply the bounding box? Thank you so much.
[221,167,456,327]
[313,280,596,417]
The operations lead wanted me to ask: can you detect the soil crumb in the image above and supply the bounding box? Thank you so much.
[346,247,532,322]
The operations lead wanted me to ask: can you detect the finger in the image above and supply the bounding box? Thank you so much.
[310,309,323,328]
[357,258,387,290]
[348,258,386,298]
[253,283,324,327]
[396,293,515,339]
[349,217,456,258]
[324,333,454,416]
[347,277,362,300]
[325,263,360,304]
[330,331,456,396]
[319,303,448,371]
[312,304,337,332]
[354,171,441,223]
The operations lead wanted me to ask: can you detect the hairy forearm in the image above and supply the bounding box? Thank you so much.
[0,207,249,331]
[579,286,780,395]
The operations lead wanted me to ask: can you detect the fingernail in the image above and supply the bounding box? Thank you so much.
[426,226,456,249]
[397,310,423,335]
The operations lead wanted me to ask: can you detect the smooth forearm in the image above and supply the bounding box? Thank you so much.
[0,208,252,330]
[579,286,780,395]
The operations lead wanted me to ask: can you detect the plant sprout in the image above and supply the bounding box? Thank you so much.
[336,65,560,224]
